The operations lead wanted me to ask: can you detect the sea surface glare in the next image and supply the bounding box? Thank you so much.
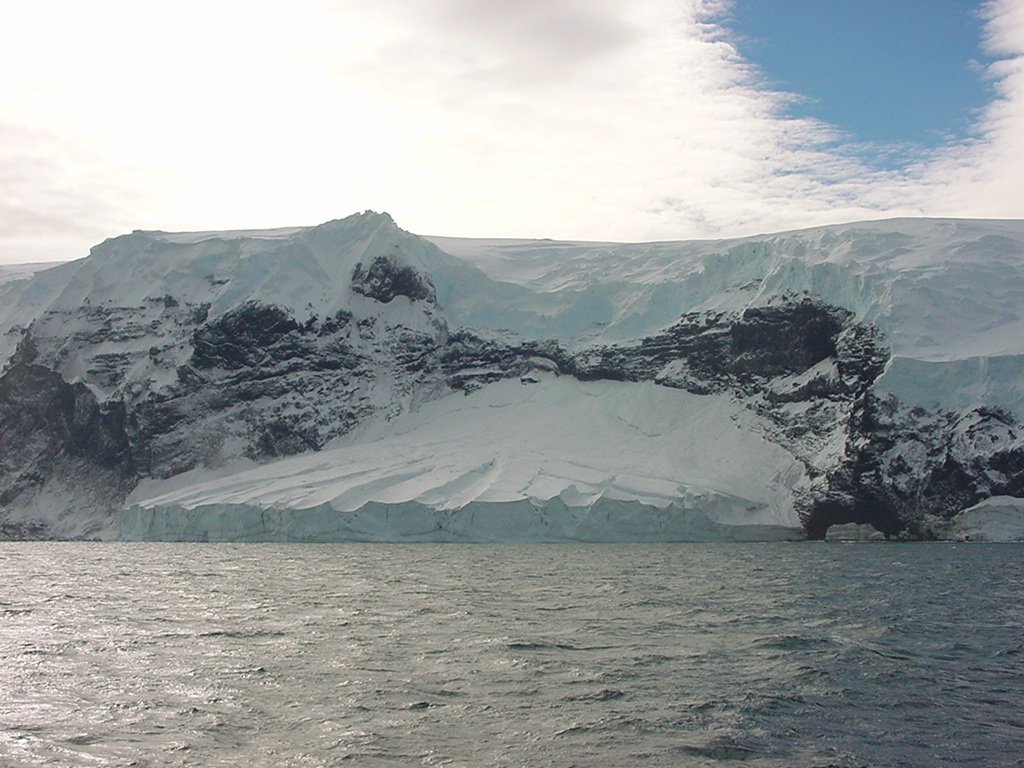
[0,543,1022,768]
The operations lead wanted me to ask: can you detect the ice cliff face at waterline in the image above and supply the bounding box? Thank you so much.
[3,211,1024,541]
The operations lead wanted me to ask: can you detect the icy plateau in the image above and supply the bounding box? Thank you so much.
[3,211,1024,541]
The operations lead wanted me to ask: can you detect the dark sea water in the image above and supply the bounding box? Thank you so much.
[1,543,1022,768]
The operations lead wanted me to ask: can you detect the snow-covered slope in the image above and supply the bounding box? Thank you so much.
[3,212,1024,541]
[122,376,804,542]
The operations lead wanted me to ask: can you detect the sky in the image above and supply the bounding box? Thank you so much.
[2,0,1023,264]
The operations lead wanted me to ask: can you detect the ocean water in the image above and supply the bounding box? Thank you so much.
[1,543,1022,768]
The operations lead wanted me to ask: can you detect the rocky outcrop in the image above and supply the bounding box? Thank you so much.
[351,254,436,304]
[804,398,1024,539]
[191,301,302,370]
[131,303,375,475]
[0,363,135,538]
[562,298,867,393]
[130,299,569,474]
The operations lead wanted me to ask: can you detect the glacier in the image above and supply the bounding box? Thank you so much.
[950,496,1024,542]
[2,211,1024,541]
[121,376,804,542]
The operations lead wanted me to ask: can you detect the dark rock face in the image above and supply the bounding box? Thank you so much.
[192,302,301,370]
[438,331,566,392]
[351,255,436,304]
[805,399,1024,539]
[130,303,373,475]
[0,363,135,538]
[563,298,861,395]
[729,301,848,375]
[127,301,560,474]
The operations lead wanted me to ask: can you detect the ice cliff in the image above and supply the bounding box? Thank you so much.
[3,211,1024,541]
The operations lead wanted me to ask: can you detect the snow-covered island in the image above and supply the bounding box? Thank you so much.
[2,212,1024,542]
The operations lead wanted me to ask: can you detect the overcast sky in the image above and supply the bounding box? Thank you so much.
[2,0,1023,263]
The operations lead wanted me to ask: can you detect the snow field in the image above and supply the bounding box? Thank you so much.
[124,376,805,541]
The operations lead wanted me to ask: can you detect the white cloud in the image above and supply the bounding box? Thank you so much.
[1,0,1023,263]
[913,0,1024,218]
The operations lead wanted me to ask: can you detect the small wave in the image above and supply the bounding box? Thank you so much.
[752,633,832,651]
[197,630,286,639]
[506,640,597,651]
[554,715,650,736]
[994,643,1024,658]
[564,688,627,702]
[225,666,267,675]
[629,653,678,667]
[63,734,102,746]
[675,735,764,761]
[424,688,465,698]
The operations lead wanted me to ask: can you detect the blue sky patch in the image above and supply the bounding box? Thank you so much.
[726,0,995,159]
